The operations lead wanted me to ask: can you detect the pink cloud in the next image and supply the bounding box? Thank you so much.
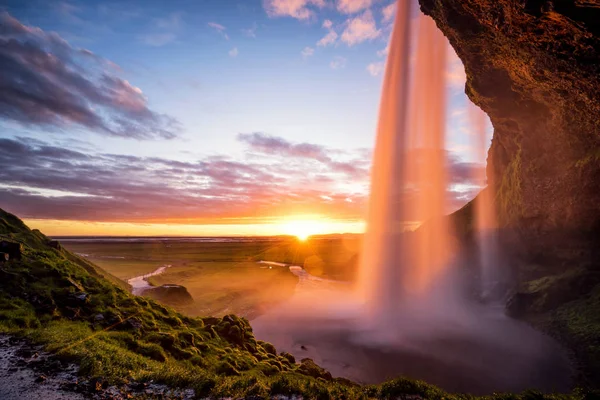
[446,47,467,87]
[317,29,338,46]
[341,10,380,46]
[382,2,396,24]
[366,61,385,76]
[337,0,372,14]
[263,0,326,20]
[208,22,229,40]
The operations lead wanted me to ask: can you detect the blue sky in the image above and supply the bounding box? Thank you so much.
[0,0,490,235]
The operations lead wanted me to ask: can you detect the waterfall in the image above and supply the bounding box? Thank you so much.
[358,0,455,322]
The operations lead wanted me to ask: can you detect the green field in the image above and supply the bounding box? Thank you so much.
[62,235,362,319]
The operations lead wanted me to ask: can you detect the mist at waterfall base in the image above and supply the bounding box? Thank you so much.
[252,1,571,394]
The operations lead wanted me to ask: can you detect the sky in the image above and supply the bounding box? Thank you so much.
[0,0,489,236]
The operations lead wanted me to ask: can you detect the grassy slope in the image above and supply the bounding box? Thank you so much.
[0,208,594,399]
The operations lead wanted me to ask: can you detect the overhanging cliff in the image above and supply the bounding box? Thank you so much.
[420,0,600,273]
[419,0,600,385]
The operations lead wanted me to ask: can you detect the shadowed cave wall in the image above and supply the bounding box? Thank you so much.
[420,0,600,278]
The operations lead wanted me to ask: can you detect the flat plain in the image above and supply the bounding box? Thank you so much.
[61,235,361,319]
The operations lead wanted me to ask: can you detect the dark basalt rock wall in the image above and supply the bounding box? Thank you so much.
[419,0,600,278]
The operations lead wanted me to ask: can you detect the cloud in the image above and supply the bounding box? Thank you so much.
[341,10,380,46]
[241,23,258,38]
[381,2,396,24]
[229,47,239,57]
[317,30,338,47]
[447,47,467,87]
[208,22,229,40]
[376,44,389,57]
[366,61,384,76]
[317,20,339,47]
[0,135,483,223]
[329,55,347,69]
[263,0,326,20]
[0,12,180,140]
[337,0,372,14]
[156,12,183,30]
[0,136,369,222]
[301,46,315,58]
[139,32,176,46]
[139,12,183,47]
[237,132,367,179]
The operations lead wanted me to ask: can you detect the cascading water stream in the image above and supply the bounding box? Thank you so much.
[358,0,454,320]
[468,103,501,300]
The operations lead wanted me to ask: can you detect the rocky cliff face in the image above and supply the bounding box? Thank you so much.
[420,0,600,278]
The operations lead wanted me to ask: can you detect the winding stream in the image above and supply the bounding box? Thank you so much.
[127,264,172,295]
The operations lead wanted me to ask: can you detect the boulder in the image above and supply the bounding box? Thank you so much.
[0,241,22,260]
[141,284,193,306]
[47,240,62,250]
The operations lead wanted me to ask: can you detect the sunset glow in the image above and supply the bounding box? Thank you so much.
[24,216,366,237]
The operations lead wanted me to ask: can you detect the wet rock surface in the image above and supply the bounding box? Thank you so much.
[0,335,196,399]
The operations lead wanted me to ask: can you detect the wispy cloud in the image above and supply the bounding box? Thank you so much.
[381,2,396,24]
[208,22,229,40]
[139,32,176,46]
[263,0,326,20]
[366,61,385,76]
[0,135,371,222]
[336,0,373,14]
[237,132,367,179]
[376,44,389,57]
[0,12,180,140]
[447,47,467,88]
[341,9,380,46]
[330,55,347,69]
[0,134,482,222]
[317,19,338,47]
[241,23,258,38]
[229,47,239,57]
[156,12,183,30]
[301,46,315,58]
[139,12,183,47]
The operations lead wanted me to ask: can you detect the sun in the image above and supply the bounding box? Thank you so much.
[279,218,325,241]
